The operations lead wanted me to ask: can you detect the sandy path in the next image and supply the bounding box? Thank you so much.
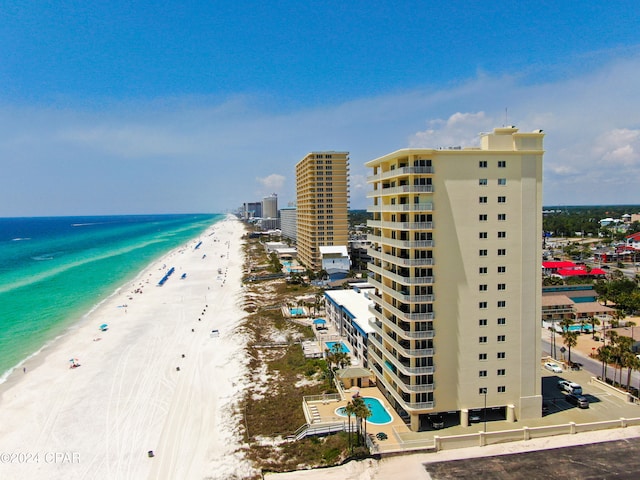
[0,216,255,480]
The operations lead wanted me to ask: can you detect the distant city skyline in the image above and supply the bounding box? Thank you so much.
[1,2,640,216]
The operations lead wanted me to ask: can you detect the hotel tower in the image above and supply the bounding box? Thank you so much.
[296,152,349,271]
[366,127,544,431]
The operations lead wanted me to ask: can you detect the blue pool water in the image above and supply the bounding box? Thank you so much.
[326,341,350,353]
[336,397,392,424]
[566,324,593,332]
[290,307,305,315]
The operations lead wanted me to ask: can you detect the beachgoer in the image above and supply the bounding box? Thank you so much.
[23,367,26,374]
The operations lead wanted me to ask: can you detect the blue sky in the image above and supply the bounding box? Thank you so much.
[1,1,640,216]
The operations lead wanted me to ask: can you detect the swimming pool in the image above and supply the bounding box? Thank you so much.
[290,307,305,316]
[566,324,593,333]
[335,397,392,424]
[326,341,350,353]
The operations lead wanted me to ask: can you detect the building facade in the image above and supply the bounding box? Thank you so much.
[295,151,349,271]
[366,127,544,431]
[280,206,297,241]
[262,193,278,219]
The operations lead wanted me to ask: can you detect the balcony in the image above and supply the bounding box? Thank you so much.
[368,220,434,230]
[369,336,435,375]
[369,316,436,340]
[369,352,435,411]
[366,166,435,183]
[366,202,434,213]
[375,326,435,358]
[368,249,435,267]
[367,293,436,323]
[367,185,434,198]
[366,234,434,249]
[367,265,435,287]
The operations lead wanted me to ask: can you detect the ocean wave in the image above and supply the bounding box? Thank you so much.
[11,237,31,241]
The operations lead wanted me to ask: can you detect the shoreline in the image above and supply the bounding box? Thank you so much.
[0,215,255,479]
[0,217,219,389]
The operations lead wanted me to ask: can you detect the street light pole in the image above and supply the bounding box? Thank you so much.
[480,387,488,433]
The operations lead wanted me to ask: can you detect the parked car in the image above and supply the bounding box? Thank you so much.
[544,362,562,373]
[429,414,445,429]
[566,393,589,408]
[558,380,583,395]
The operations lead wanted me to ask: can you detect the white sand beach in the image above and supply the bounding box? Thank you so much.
[0,215,255,479]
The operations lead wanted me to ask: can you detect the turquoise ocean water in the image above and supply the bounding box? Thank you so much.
[0,213,222,381]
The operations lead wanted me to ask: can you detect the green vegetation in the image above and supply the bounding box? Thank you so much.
[543,204,640,240]
[239,233,361,476]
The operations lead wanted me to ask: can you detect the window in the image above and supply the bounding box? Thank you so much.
[498,231,507,238]
[479,353,487,360]
[479,302,487,309]
[497,248,506,256]
[479,336,487,343]
[498,178,506,185]
[479,267,488,274]
[497,352,506,359]
[479,161,487,168]
[479,249,488,256]
[497,335,506,342]
[498,301,506,308]
[479,319,488,326]
[479,387,488,394]
[479,178,487,186]
[498,283,506,291]
[479,214,488,221]
[479,232,488,239]
[498,266,506,273]
[498,386,506,393]
[479,196,488,203]
[498,214,507,221]
[498,196,506,203]
[479,370,487,377]
[497,317,506,325]
[479,284,488,291]
[497,369,506,376]
[498,160,506,168]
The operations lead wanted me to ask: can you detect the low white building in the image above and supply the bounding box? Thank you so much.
[320,245,350,280]
[324,288,375,368]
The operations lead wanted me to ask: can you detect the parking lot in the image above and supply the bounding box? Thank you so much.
[538,365,640,426]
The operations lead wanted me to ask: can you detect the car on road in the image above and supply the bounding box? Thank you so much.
[544,362,563,373]
[566,393,589,408]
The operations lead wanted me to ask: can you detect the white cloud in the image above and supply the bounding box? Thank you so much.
[3,51,640,215]
[256,174,286,191]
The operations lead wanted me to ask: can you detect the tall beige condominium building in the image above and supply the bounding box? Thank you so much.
[366,127,544,432]
[296,152,349,271]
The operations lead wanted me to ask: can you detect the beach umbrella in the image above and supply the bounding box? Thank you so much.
[99,323,108,330]
[313,319,326,325]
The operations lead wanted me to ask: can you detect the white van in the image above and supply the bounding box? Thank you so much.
[565,382,583,395]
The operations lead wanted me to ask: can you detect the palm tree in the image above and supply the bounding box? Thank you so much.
[344,401,356,452]
[560,328,579,364]
[597,345,613,381]
[351,396,371,446]
[589,316,601,340]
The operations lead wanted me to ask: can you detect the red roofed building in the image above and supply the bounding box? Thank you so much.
[625,232,640,250]
[542,261,606,279]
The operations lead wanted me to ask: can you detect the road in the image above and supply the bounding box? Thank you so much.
[542,333,640,389]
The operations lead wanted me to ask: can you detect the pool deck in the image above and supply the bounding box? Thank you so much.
[307,386,412,450]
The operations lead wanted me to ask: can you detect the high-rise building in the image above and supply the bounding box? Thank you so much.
[243,202,262,219]
[262,193,278,219]
[296,151,349,271]
[366,127,544,431]
[280,206,297,241]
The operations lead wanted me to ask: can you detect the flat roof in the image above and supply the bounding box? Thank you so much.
[324,289,375,335]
